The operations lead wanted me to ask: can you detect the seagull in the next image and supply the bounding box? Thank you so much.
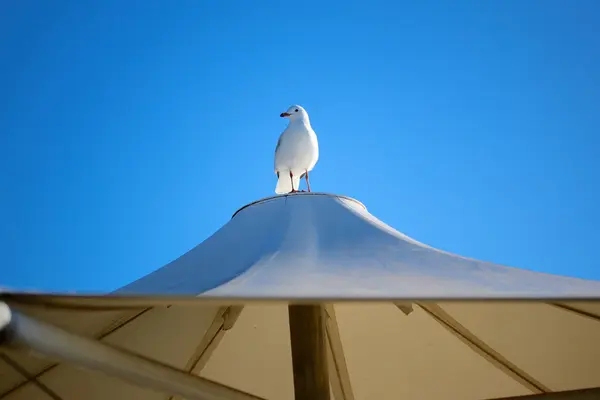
[274,105,319,194]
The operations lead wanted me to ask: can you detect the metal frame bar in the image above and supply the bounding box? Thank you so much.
[0,306,152,399]
[0,303,264,400]
[324,305,354,400]
[416,302,550,394]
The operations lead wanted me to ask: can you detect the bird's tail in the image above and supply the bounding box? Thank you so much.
[275,171,300,194]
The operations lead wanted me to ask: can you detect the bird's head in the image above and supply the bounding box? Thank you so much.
[280,105,309,122]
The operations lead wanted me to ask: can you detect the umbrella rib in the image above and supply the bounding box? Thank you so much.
[395,302,414,316]
[324,305,355,400]
[167,306,243,400]
[549,303,600,323]
[2,304,265,400]
[416,303,550,394]
[0,353,64,400]
[0,307,152,399]
[486,386,600,399]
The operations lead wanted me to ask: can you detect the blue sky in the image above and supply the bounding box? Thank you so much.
[2,0,599,292]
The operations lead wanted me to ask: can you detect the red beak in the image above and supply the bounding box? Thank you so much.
[280,112,291,117]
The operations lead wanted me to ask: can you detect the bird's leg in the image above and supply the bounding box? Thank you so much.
[289,171,297,193]
[305,170,311,192]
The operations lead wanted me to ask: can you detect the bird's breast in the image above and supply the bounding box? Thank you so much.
[274,126,319,170]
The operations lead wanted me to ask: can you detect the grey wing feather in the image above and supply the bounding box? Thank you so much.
[274,136,283,174]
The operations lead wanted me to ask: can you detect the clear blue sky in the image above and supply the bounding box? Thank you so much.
[2,0,599,292]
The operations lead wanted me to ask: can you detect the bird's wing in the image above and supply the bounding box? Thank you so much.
[274,134,284,173]
[275,135,283,154]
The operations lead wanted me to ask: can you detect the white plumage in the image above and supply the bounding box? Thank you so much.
[274,105,319,194]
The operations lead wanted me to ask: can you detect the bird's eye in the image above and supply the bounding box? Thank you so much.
[295,109,299,112]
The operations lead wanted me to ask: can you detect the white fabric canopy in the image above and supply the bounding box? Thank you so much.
[1,193,599,400]
[116,193,600,299]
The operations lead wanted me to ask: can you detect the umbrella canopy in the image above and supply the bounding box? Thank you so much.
[1,193,599,400]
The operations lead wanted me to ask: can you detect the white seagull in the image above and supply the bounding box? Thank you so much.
[274,105,319,194]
